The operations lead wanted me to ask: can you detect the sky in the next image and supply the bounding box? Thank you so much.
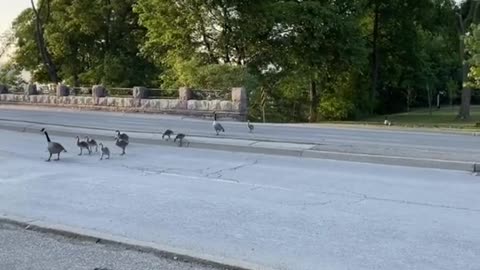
[0,0,30,33]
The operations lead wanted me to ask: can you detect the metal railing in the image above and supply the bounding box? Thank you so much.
[191,89,230,100]
[2,84,236,101]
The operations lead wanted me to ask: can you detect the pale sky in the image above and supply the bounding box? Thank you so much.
[0,0,30,33]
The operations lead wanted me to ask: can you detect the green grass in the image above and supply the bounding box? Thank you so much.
[359,106,480,130]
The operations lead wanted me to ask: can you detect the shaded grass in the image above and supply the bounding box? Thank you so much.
[361,106,480,129]
[322,106,480,130]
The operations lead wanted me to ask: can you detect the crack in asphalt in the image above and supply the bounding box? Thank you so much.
[204,159,259,180]
[122,163,480,213]
[366,196,480,212]
[342,190,480,213]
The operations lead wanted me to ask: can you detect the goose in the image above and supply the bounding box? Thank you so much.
[76,136,91,155]
[41,128,66,162]
[85,136,98,152]
[384,117,392,126]
[212,111,225,135]
[162,129,174,141]
[115,138,129,155]
[247,120,254,133]
[115,130,129,142]
[99,143,110,160]
[174,133,188,147]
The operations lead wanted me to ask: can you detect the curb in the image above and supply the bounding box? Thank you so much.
[0,214,267,270]
[0,121,477,173]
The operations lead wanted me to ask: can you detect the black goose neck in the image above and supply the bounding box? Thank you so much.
[44,131,51,142]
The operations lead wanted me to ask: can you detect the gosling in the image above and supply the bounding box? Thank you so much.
[162,129,174,141]
[174,133,189,147]
[85,136,98,152]
[99,143,110,160]
[247,120,254,133]
[76,136,91,156]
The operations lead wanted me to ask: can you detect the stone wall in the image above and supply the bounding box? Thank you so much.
[0,87,247,120]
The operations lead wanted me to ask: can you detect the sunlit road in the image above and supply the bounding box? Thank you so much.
[0,106,478,156]
[0,129,479,270]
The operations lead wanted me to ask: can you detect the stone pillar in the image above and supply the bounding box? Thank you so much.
[56,84,69,96]
[232,87,248,120]
[132,86,148,99]
[0,84,7,94]
[92,85,107,97]
[25,83,38,95]
[232,87,247,105]
[179,87,193,101]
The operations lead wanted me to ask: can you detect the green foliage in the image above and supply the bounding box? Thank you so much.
[466,24,480,88]
[11,0,159,87]
[160,57,258,91]
[4,0,467,122]
[319,95,355,121]
[0,62,24,85]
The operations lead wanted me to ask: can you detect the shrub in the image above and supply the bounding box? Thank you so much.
[319,94,355,120]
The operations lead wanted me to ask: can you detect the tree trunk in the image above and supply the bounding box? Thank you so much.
[73,73,79,87]
[370,1,380,114]
[455,1,480,120]
[458,59,472,120]
[309,80,319,122]
[427,83,432,116]
[31,0,59,83]
[458,89,472,120]
[406,88,411,112]
[221,4,231,63]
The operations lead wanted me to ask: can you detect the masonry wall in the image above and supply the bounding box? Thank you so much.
[0,94,246,120]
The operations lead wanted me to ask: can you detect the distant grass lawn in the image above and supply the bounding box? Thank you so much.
[357,106,480,130]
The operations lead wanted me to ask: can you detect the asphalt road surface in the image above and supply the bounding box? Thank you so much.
[0,105,478,155]
[0,129,479,270]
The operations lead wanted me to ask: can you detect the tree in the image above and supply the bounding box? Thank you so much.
[11,0,158,87]
[265,0,367,122]
[0,28,14,60]
[0,62,25,86]
[135,0,274,82]
[455,0,480,119]
[30,0,59,83]
[465,23,480,88]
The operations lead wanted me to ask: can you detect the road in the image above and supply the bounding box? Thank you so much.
[0,222,218,270]
[0,129,479,270]
[0,105,479,156]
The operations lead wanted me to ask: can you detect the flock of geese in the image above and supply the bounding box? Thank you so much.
[40,112,255,162]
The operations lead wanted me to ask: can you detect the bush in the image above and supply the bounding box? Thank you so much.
[319,94,355,120]
[162,57,258,92]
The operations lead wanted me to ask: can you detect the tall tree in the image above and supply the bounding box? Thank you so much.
[12,0,157,87]
[267,0,367,122]
[30,0,59,83]
[456,0,480,119]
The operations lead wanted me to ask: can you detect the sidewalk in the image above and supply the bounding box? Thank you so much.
[0,221,222,270]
